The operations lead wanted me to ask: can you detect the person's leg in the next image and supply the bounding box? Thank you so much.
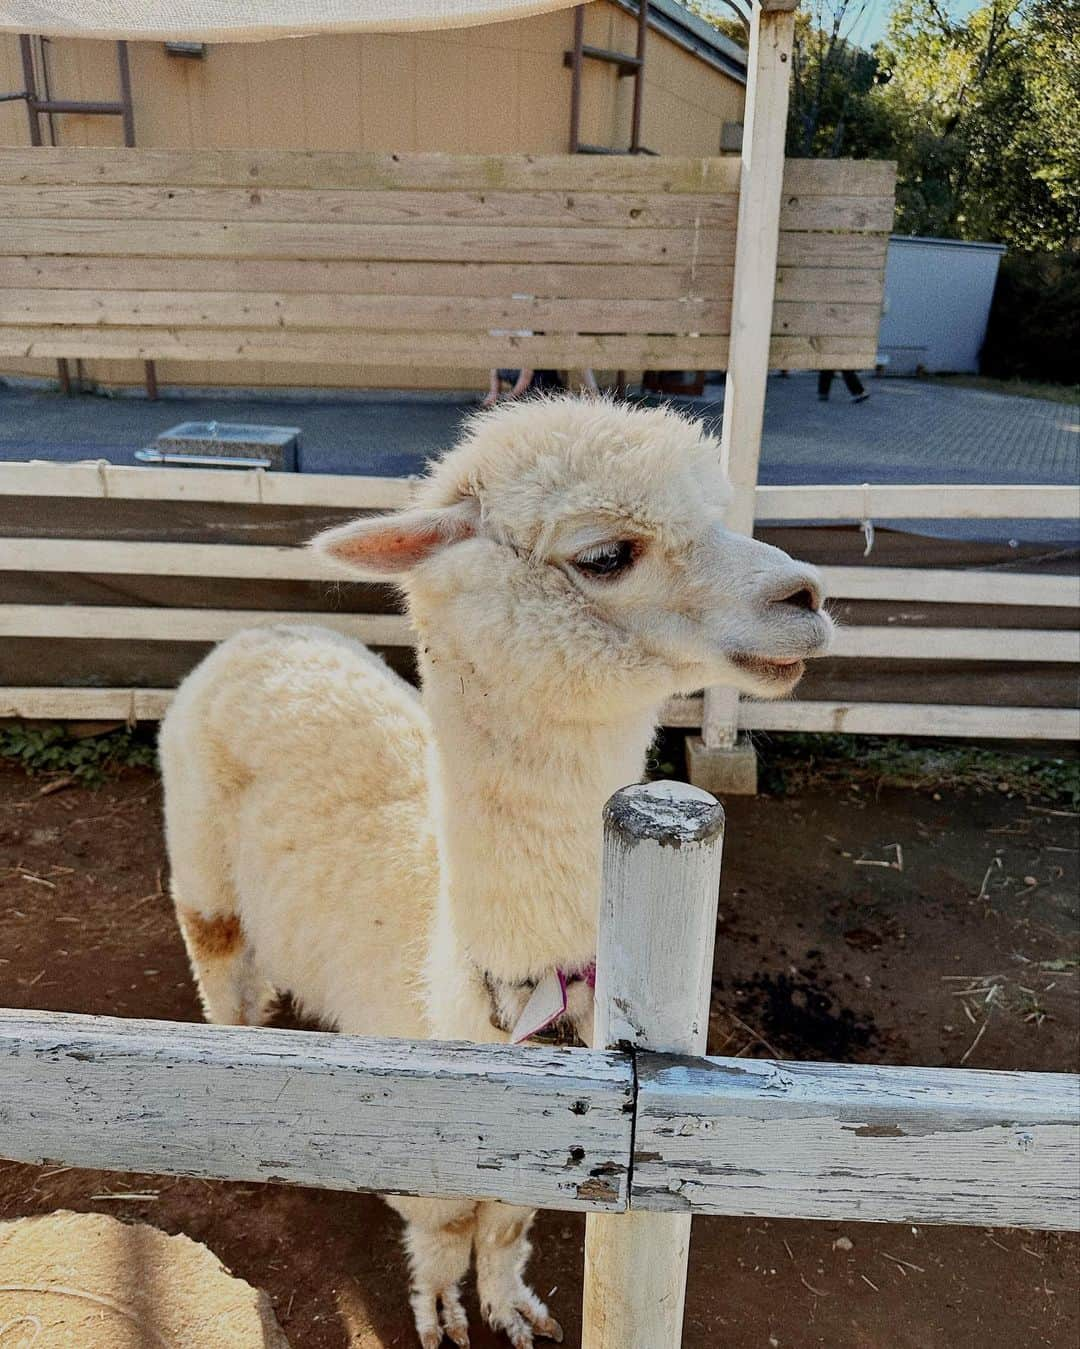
[580,367,600,397]
[508,368,534,399]
[842,369,868,399]
[482,369,502,407]
[817,370,834,400]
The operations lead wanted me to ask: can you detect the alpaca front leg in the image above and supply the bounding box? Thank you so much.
[391,1195,476,1348]
[475,1202,562,1347]
[175,905,272,1026]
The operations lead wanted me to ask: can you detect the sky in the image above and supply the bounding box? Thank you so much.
[839,0,982,50]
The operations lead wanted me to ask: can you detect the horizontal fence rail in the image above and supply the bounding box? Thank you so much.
[0,1009,1076,1231]
[634,1053,1080,1229]
[2,607,1075,662]
[0,1009,633,1211]
[2,461,1079,517]
[3,539,1078,608]
[2,689,1076,743]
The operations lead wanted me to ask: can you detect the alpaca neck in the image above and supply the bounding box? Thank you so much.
[419,649,661,984]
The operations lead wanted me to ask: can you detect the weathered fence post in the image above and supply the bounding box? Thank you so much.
[582,780,725,1349]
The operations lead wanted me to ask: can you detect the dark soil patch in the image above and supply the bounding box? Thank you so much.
[1,761,1077,1347]
[734,964,884,1061]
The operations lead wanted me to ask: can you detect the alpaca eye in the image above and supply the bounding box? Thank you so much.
[572,540,638,579]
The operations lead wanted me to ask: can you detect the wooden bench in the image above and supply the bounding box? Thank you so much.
[0,148,895,382]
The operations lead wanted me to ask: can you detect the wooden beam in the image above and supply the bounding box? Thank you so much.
[0,687,175,720]
[706,0,798,750]
[0,605,411,646]
[776,231,888,268]
[819,566,1080,608]
[829,627,1079,663]
[0,256,736,301]
[1,465,1073,521]
[665,699,1080,739]
[0,185,889,232]
[0,324,736,369]
[774,266,888,302]
[0,186,739,229]
[633,1053,1080,1230]
[4,691,1077,742]
[13,609,1069,663]
[0,460,413,508]
[780,193,894,232]
[0,147,746,194]
[0,291,884,343]
[0,148,892,197]
[0,1009,633,1212]
[755,483,1080,520]
[0,289,734,337]
[0,537,340,581]
[736,700,1080,739]
[781,159,897,196]
[0,221,732,265]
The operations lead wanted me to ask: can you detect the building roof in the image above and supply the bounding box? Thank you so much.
[612,0,748,83]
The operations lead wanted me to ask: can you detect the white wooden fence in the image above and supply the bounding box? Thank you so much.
[1,781,1076,1348]
[1,460,1077,741]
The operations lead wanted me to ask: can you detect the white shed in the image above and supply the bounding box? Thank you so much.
[878,234,1006,375]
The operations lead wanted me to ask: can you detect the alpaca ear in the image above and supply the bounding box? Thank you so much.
[313,497,480,575]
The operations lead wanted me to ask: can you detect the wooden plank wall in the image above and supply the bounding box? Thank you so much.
[0,6,748,389]
[0,148,894,378]
[0,466,1076,737]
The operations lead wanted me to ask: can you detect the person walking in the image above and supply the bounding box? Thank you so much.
[818,369,869,403]
[482,366,599,406]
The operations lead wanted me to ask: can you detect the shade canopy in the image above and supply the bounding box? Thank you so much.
[0,0,588,42]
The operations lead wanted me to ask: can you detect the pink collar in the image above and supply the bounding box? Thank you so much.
[510,962,595,1044]
[566,961,597,989]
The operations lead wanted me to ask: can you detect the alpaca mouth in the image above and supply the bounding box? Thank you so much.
[729,652,806,684]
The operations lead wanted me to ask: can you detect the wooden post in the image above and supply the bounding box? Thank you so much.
[582,781,725,1349]
[699,0,798,768]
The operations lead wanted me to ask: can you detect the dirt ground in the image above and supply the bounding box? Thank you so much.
[1,759,1077,1348]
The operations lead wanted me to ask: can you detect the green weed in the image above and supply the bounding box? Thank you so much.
[756,733,1080,807]
[0,722,157,786]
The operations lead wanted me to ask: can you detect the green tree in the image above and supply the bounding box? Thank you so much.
[876,0,1078,249]
[786,2,888,157]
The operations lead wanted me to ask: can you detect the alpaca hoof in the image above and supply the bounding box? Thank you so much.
[483,1291,561,1347]
[413,1285,471,1348]
[536,1314,563,1342]
[440,1285,470,1346]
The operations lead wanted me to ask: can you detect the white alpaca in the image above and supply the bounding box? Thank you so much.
[160,396,831,1348]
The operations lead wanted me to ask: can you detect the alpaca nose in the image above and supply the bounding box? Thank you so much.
[767,572,822,613]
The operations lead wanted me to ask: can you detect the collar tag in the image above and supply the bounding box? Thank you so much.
[509,969,568,1044]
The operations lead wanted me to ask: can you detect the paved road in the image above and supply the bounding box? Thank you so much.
[1,373,1076,541]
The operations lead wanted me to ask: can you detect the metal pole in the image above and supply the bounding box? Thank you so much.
[18,35,41,144]
[116,41,135,147]
[113,40,157,399]
[630,0,648,153]
[568,6,585,153]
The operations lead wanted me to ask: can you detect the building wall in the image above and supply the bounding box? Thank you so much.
[878,236,1006,375]
[0,5,744,392]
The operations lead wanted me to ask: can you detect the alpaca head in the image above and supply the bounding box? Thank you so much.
[315,396,831,713]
